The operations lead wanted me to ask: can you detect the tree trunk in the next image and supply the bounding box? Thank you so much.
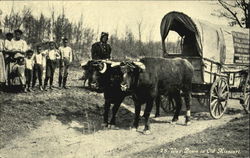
[246,3,250,28]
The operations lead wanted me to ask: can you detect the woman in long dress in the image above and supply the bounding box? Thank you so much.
[0,38,7,86]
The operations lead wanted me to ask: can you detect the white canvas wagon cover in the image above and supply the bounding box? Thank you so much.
[160,11,249,65]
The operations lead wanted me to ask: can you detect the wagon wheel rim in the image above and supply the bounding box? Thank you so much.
[160,96,176,113]
[243,74,250,113]
[209,78,229,119]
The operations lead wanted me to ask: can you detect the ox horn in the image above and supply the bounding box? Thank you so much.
[101,60,120,68]
[111,62,120,67]
[133,61,146,70]
[99,62,107,73]
[101,59,111,63]
[80,61,88,67]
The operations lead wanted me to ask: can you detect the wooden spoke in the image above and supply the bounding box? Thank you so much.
[217,102,223,115]
[211,100,218,113]
[209,78,229,119]
[160,95,176,113]
[211,99,218,106]
[218,80,223,90]
[220,102,225,112]
[215,85,219,94]
[221,91,229,98]
[211,95,218,99]
[220,83,227,94]
[197,98,209,106]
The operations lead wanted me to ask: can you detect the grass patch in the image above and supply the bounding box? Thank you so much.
[0,86,105,148]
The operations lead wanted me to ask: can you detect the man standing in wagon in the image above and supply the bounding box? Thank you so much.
[91,32,111,60]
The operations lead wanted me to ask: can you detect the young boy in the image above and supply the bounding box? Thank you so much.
[32,45,44,90]
[44,42,60,90]
[24,50,34,92]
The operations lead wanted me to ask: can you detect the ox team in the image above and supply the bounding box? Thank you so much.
[83,32,194,134]
[0,30,194,134]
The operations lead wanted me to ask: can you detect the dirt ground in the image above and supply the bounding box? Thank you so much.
[132,115,249,158]
[0,69,249,158]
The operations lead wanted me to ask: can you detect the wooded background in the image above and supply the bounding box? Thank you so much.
[1,7,182,63]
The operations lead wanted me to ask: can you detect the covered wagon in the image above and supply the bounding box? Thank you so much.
[160,11,249,118]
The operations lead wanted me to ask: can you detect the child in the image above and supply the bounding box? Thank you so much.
[10,53,26,92]
[32,45,44,90]
[24,50,34,92]
[44,42,60,90]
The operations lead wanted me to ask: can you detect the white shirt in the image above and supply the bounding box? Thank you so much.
[25,57,34,70]
[34,52,44,65]
[4,40,13,51]
[45,49,60,60]
[0,39,3,51]
[11,39,28,53]
[59,46,73,62]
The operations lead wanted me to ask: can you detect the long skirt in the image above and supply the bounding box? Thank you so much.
[0,52,6,83]
[10,64,26,86]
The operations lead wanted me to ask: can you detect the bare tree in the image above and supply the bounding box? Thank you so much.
[136,18,145,56]
[137,18,144,43]
[212,0,249,28]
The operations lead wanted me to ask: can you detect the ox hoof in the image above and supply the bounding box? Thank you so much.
[185,121,191,126]
[143,130,151,135]
[170,121,177,125]
[109,125,120,130]
[155,114,160,118]
[101,123,108,129]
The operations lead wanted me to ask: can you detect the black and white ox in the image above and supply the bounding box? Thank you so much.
[120,57,194,134]
[84,60,127,129]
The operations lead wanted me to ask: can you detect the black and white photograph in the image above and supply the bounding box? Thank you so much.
[0,0,249,158]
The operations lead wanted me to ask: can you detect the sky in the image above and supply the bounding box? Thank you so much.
[0,1,232,42]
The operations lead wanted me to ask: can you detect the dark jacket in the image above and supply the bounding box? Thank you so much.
[91,42,111,60]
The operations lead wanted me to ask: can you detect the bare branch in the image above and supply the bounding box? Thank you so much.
[219,0,237,8]
[218,0,243,27]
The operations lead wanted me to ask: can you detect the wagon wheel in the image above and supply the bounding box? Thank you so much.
[197,97,209,106]
[160,95,176,113]
[242,74,250,113]
[209,77,229,119]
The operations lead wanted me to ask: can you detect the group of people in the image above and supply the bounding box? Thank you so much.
[0,29,73,92]
[0,30,112,93]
